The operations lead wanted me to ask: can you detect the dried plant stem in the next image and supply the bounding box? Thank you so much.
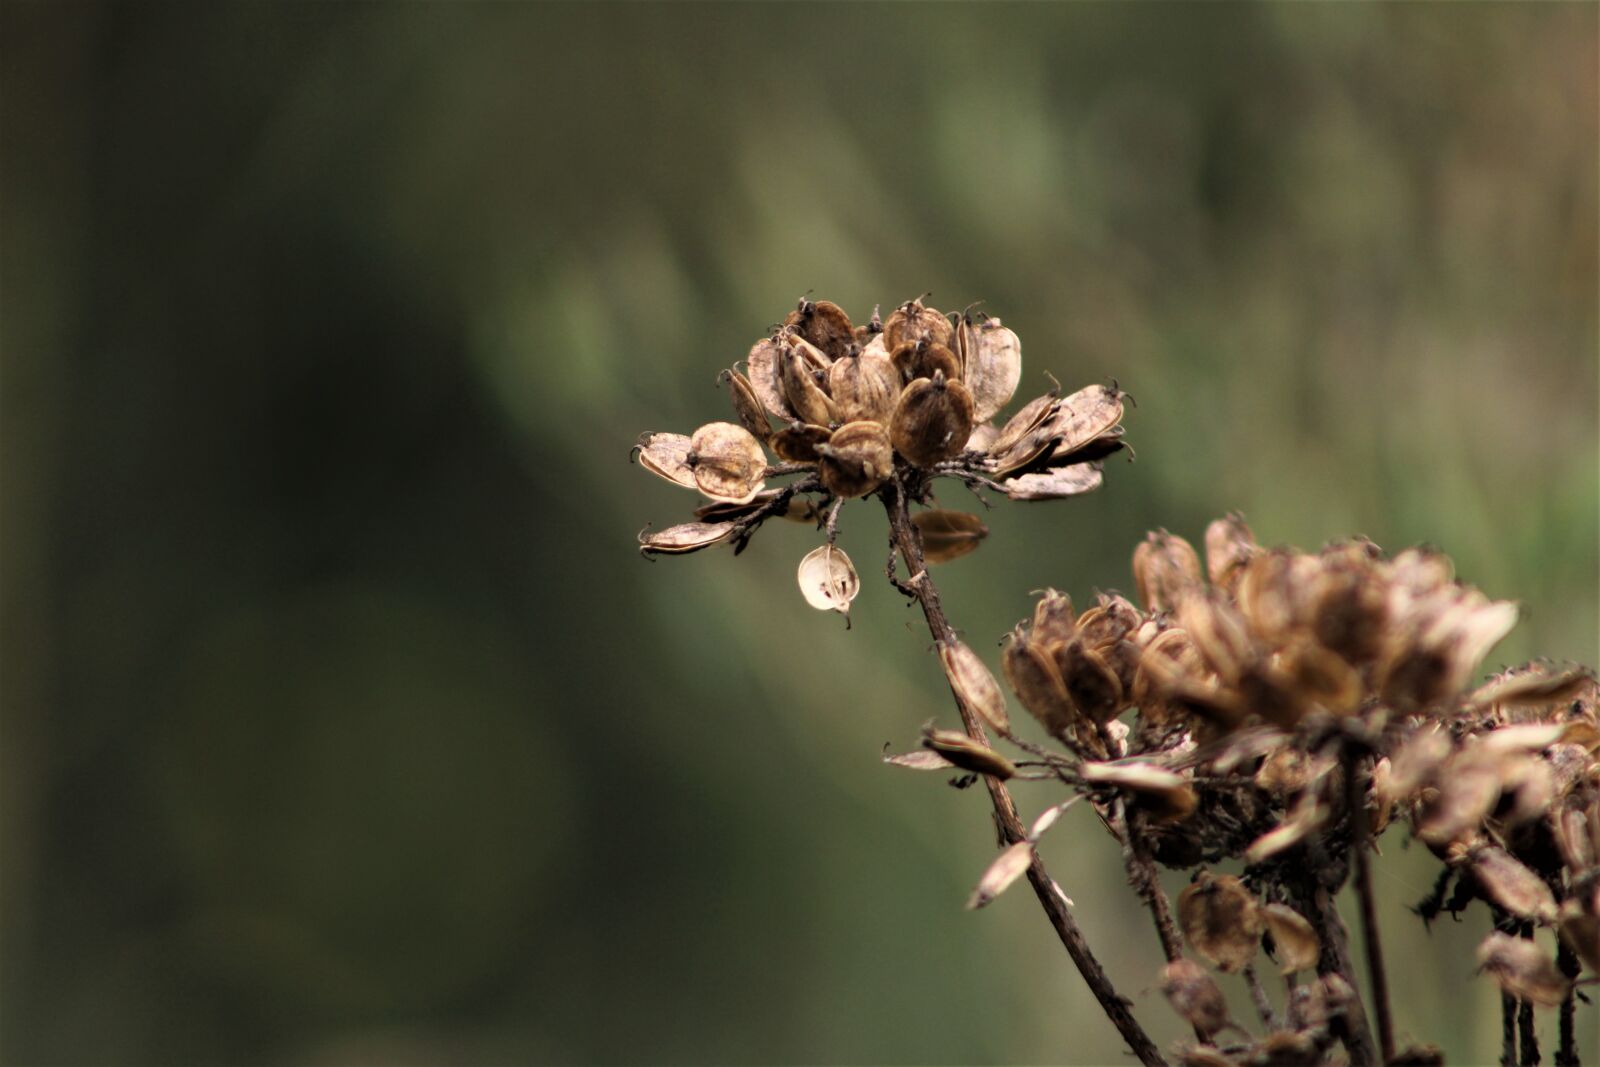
[1345,746,1395,1065]
[1555,939,1580,1067]
[1518,994,1539,1065]
[1309,884,1380,1067]
[1502,990,1519,1067]
[1242,963,1276,1031]
[881,478,1166,1067]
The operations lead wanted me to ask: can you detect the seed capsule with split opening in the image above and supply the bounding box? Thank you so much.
[797,544,859,617]
[688,422,767,503]
[883,296,954,353]
[784,297,856,362]
[817,421,893,498]
[770,422,833,463]
[634,431,698,490]
[890,371,975,468]
[779,342,837,428]
[1003,625,1079,740]
[827,347,901,424]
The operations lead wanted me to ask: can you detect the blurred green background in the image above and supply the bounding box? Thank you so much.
[3,3,1595,1064]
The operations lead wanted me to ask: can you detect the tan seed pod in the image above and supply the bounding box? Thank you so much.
[1177,1046,1234,1067]
[745,337,795,421]
[1001,463,1103,501]
[816,420,893,498]
[1416,750,1504,846]
[882,749,954,771]
[1161,958,1230,1038]
[637,521,737,556]
[1079,761,1198,823]
[827,347,901,424]
[1475,931,1570,1007]
[890,340,961,385]
[913,509,989,564]
[1002,626,1078,739]
[689,422,767,503]
[1053,637,1125,725]
[1389,545,1455,596]
[858,329,888,360]
[779,343,838,428]
[1260,903,1320,975]
[1037,382,1126,458]
[940,640,1009,733]
[1204,513,1259,596]
[720,368,772,443]
[990,391,1060,456]
[1133,529,1203,614]
[1254,747,1317,798]
[1382,726,1452,802]
[1552,806,1597,872]
[1469,845,1558,924]
[769,421,833,463]
[889,372,975,468]
[694,489,818,525]
[1053,425,1128,466]
[964,421,1000,452]
[1131,627,1200,709]
[1281,639,1363,715]
[784,297,855,362]
[1469,663,1597,709]
[1236,548,1319,645]
[796,544,859,616]
[961,316,1023,423]
[1498,756,1555,828]
[883,295,954,353]
[1312,565,1389,665]
[1031,589,1077,647]
[921,726,1016,780]
[966,840,1035,910]
[1557,900,1600,975]
[1176,589,1254,684]
[1177,872,1263,973]
[634,431,698,490]
[1236,662,1305,731]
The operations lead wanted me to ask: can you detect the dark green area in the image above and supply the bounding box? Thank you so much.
[3,4,1594,1063]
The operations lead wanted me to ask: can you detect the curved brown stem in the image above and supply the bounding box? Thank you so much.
[1346,745,1395,1065]
[881,476,1166,1067]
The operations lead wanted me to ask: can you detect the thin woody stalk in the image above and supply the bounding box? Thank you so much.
[881,477,1166,1067]
[1346,745,1395,1065]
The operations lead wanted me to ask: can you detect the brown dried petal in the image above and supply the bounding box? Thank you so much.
[1204,513,1259,596]
[1133,529,1203,614]
[962,317,1023,423]
[1476,931,1569,1006]
[638,521,737,556]
[1001,463,1103,501]
[1161,958,1230,1037]
[745,337,795,421]
[817,421,893,498]
[1260,903,1320,975]
[1469,845,1558,924]
[784,298,855,362]
[1003,628,1078,738]
[891,340,961,386]
[1177,873,1262,973]
[940,640,1010,733]
[827,348,901,424]
[913,510,989,564]
[890,373,975,468]
[796,544,859,616]
[689,422,767,502]
[769,422,833,463]
[966,841,1034,910]
[721,368,772,443]
[921,726,1016,780]
[883,296,954,353]
[780,344,837,428]
[634,431,698,490]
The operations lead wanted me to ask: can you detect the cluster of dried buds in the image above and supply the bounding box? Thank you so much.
[632,296,1128,618]
[894,515,1597,1065]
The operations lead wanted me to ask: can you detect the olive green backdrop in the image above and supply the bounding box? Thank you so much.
[3,3,1595,1064]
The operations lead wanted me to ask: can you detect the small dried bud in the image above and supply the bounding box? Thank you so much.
[638,521,737,556]
[883,295,954,353]
[769,421,833,463]
[1177,872,1263,973]
[940,640,1009,733]
[720,368,772,443]
[827,346,901,424]
[634,431,698,490]
[890,339,961,386]
[1260,903,1320,975]
[890,372,975,468]
[784,297,855,362]
[1204,512,1258,595]
[816,421,893,498]
[1476,931,1570,1006]
[921,725,1016,780]
[960,316,1023,423]
[1161,958,1230,1037]
[796,544,859,616]
[966,840,1034,910]
[913,509,989,564]
[689,422,767,502]
[1133,529,1203,614]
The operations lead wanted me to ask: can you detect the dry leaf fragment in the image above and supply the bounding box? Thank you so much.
[1161,958,1231,1037]
[939,640,1010,733]
[1260,903,1320,975]
[1177,872,1263,973]
[921,726,1016,780]
[634,431,700,490]
[1468,845,1558,924]
[1001,463,1104,501]
[913,509,989,564]
[638,521,738,556]
[1476,931,1570,1006]
[797,545,860,616]
[966,841,1035,910]
[689,422,767,503]
[961,316,1023,423]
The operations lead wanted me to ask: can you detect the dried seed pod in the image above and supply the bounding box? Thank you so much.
[1176,1046,1234,1067]
[634,431,698,490]
[779,343,838,428]
[827,347,901,424]
[1133,529,1203,613]
[1260,903,1320,975]
[1469,845,1558,923]
[638,521,737,556]
[1054,637,1125,725]
[890,340,961,385]
[1161,958,1230,1038]
[1053,425,1128,466]
[1246,793,1329,863]
[1236,549,1320,645]
[1235,662,1305,730]
[858,329,888,360]
[1389,545,1455,596]
[966,841,1035,910]
[1312,564,1389,665]
[940,640,1009,733]
[1383,726,1452,802]
[1176,589,1254,684]
[1416,749,1504,846]
[1031,589,1077,647]
[1557,900,1600,975]
[890,372,975,468]
[883,296,954,353]
[1177,872,1263,973]
[784,297,855,361]
[1001,463,1104,501]
[689,422,767,503]
[1079,761,1198,823]
[1470,663,1597,709]
[745,337,795,421]
[1281,639,1363,715]
[1552,806,1597,872]
[1002,625,1078,739]
[1039,382,1126,459]
[816,420,893,498]
[921,725,1016,780]
[853,304,884,347]
[1476,932,1570,1006]
[796,544,859,616]
[694,489,818,525]
[961,316,1023,423]
[1498,756,1555,827]
[720,368,772,443]
[1204,513,1258,596]
[882,749,954,771]
[1254,747,1320,798]
[769,421,833,463]
[990,390,1059,456]
[913,509,989,564]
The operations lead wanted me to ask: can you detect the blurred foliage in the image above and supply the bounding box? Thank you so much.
[2,3,1594,1064]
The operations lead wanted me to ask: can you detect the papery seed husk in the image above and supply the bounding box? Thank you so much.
[1246,795,1328,863]
[827,347,901,424]
[1469,845,1558,923]
[1001,463,1104,501]
[1133,529,1203,614]
[922,726,1016,780]
[1471,664,1597,709]
[1205,513,1258,595]
[858,330,888,360]
[884,296,954,353]
[1035,382,1125,458]
[883,749,954,771]
[1476,932,1570,1007]
[1557,902,1600,975]
[1416,751,1503,846]
[1178,873,1263,973]
[1080,761,1197,823]
[635,431,699,490]
[746,337,795,421]
[1003,629,1078,738]
[1176,590,1254,684]
[1260,903,1320,975]
[1053,637,1125,725]
[890,373,975,468]
[694,489,815,524]
[1237,549,1319,645]
[914,509,989,564]
[891,340,961,386]
[940,640,1010,733]
[770,422,833,463]
[721,368,772,443]
[1553,807,1597,872]
[1236,662,1305,730]
[1499,757,1556,827]
[785,298,856,362]
[962,317,1023,423]
[1031,589,1077,647]
[638,521,737,556]
[1282,639,1363,715]
[991,391,1060,456]
[797,544,859,615]
[1312,565,1389,665]
[817,420,893,498]
[1161,958,1230,1037]
[1053,425,1127,466]
[966,840,1034,910]
[689,421,767,502]
[780,344,837,428]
